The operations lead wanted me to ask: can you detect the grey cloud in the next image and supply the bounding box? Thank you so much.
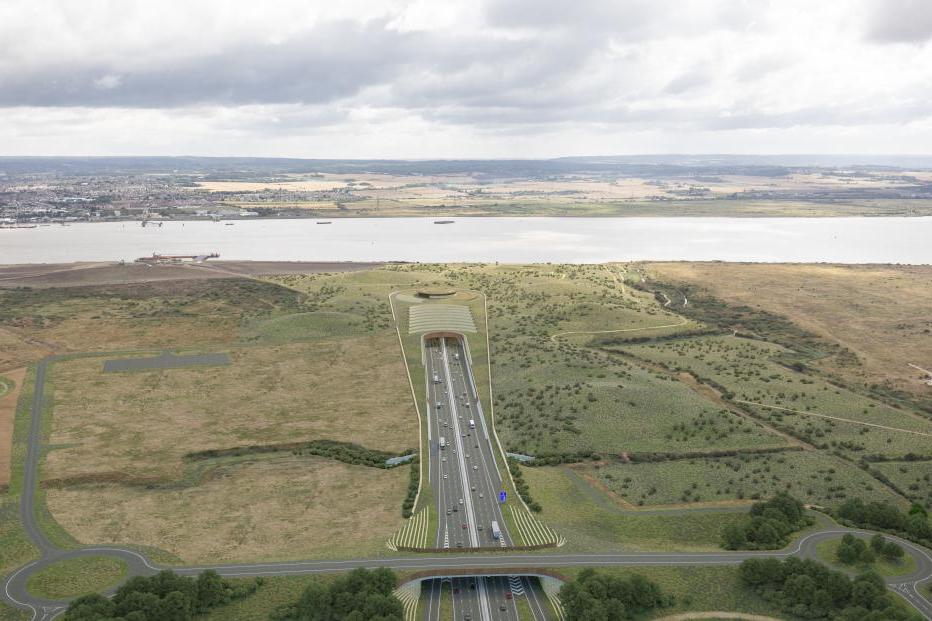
[663,70,712,94]
[864,0,932,43]
[0,20,427,107]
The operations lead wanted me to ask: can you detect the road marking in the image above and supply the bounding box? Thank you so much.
[441,338,480,548]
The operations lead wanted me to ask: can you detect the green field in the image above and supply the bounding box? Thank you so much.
[873,460,932,509]
[814,537,918,578]
[521,465,749,552]
[618,336,932,459]
[396,265,786,458]
[25,556,127,600]
[587,450,907,508]
[558,565,790,619]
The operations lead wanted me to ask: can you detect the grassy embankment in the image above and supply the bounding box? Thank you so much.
[25,556,128,600]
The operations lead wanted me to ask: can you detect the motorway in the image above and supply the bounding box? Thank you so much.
[425,335,537,620]
[4,354,932,620]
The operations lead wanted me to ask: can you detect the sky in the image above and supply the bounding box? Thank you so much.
[1,0,931,158]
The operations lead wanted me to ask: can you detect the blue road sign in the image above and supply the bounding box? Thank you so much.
[499,490,507,503]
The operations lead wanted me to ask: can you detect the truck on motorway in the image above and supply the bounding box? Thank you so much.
[469,419,475,429]
[440,437,446,449]
[491,520,501,540]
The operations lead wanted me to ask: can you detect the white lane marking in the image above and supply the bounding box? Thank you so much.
[3,560,40,621]
[453,338,512,546]
[476,576,493,621]
[441,338,479,548]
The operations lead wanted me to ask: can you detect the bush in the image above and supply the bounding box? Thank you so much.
[508,458,542,512]
[835,498,932,548]
[401,458,419,518]
[559,568,669,620]
[722,492,812,550]
[739,558,919,620]
[271,568,402,621]
[63,569,258,621]
[836,534,875,565]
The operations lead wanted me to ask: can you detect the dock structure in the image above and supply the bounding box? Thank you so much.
[134,252,219,264]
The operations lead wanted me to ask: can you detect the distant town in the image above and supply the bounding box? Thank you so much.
[3,155,932,225]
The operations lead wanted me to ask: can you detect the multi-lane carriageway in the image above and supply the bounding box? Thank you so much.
[422,336,553,620]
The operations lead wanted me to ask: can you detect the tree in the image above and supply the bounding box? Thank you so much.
[274,568,403,621]
[196,569,228,612]
[65,569,255,621]
[63,594,115,621]
[559,569,665,621]
[723,523,748,550]
[156,591,192,621]
[837,534,872,565]
[883,541,905,561]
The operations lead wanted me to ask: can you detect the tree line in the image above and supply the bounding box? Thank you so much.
[836,533,904,566]
[559,568,669,621]
[64,569,259,621]
[271,567,403,621]
[739,557,919,620]
[836,498,932,548]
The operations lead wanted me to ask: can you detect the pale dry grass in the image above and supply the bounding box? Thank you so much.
[45,455,408,563]
[0,328,50,372]
[647,263,932,397]
[44,334,415,482]
[0,367,26,487]
[40,315,240,352]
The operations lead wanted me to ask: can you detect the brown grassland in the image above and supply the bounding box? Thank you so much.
[644,263,932,400]
[0,368,26,488]
[46,455,408,563]
[0,273,419,563]
[43,335,414,483]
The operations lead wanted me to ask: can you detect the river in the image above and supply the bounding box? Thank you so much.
[2,217,930,264]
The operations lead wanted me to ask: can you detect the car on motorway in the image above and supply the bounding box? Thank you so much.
[505,591,512,599]
[462,522,467,529]
[500,604,507,611]
[473,465,478,470]
[459,498,463,504]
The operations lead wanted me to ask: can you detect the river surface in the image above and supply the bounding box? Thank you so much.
[2,217,931,264]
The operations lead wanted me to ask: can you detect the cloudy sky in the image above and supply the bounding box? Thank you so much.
[1,0,931,157]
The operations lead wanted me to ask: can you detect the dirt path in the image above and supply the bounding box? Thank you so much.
[676,372,812,450]
[733,399,932,438]
[550,318,689,342]
[0,367,26,488]
[653,613,783,621]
